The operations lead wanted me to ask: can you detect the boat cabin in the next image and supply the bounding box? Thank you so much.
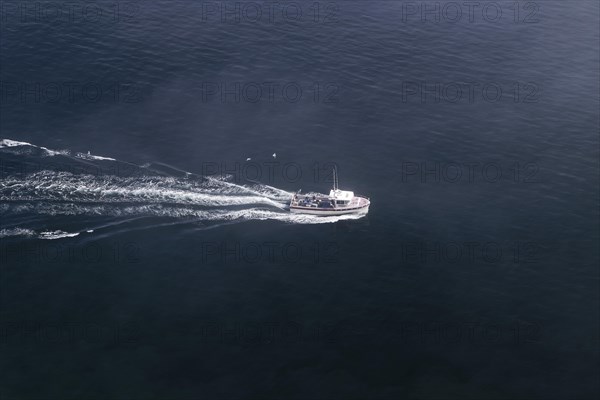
[329,189,354,207]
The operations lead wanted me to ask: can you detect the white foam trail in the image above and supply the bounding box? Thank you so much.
[39,146,70,156]
[0,138,110,158]
[0,139,33,148]
[75,152,116,161]
[0,228,81,239]
[38,230,80,240]
[0,138,70,156]
[0,171,290,208]
[0,139,368,228]
[0,228,36,238]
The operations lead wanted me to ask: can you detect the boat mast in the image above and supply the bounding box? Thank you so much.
[333,166,338,191]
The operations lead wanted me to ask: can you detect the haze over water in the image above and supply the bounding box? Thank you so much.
[1,1,599,398]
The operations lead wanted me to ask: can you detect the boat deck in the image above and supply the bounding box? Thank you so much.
[290,194,369,212]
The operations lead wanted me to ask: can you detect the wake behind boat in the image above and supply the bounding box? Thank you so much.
[289,168,370,216]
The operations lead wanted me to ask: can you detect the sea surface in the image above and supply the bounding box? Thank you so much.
[1,1,599,398]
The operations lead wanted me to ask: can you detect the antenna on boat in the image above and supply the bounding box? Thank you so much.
[332,165,338,191]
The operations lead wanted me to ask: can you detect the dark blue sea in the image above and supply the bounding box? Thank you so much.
[1,1,599,398]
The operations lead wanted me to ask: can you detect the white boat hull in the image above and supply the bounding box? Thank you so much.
[289,196,370,216]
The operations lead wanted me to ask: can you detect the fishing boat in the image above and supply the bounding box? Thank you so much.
[289,168,370,216]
